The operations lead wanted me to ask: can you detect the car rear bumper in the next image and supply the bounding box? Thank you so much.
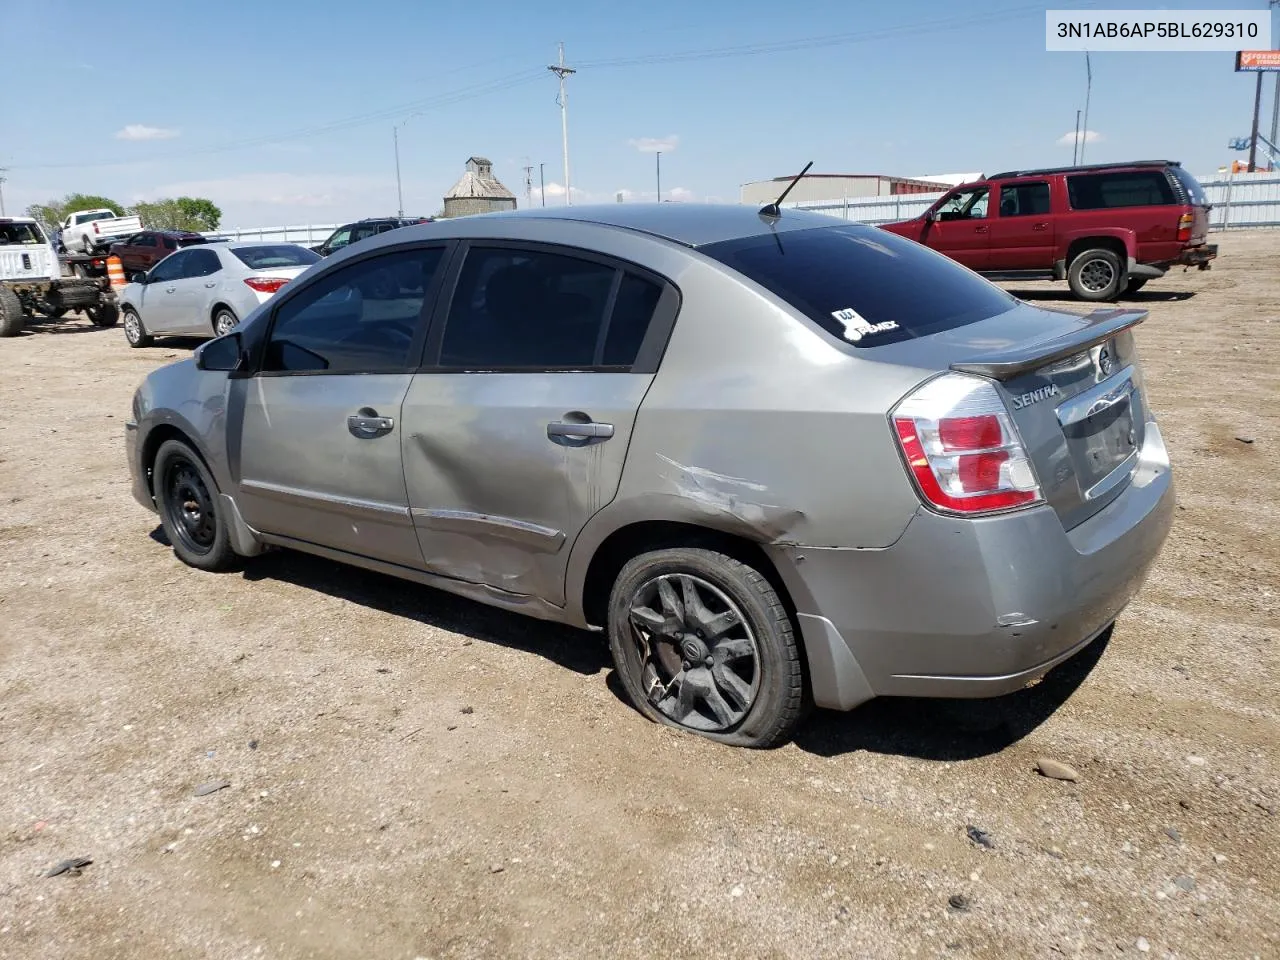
[1176,243,1217,269]
[772,419,1175,710]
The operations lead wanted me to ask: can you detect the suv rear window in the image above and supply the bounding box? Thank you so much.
[176,236,209,248]
[700,224,1017,347]
[232,245,321,270]
[1067,171,1176,210]
[1167,165,1209,206]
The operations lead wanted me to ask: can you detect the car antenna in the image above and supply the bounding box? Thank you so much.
[759,161,814,219]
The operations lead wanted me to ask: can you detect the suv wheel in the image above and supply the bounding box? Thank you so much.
[123,307,153,347]
[607,547,804,748]
[1068,248,1127,301]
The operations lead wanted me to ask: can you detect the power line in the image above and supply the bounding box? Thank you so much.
[9,69,546,171]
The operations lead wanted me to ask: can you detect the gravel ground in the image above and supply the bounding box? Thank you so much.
[1,230,1277,960]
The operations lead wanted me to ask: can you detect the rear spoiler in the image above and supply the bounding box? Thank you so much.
[950,309,1147,381]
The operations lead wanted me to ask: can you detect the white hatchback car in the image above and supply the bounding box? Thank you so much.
[119,241,320,347]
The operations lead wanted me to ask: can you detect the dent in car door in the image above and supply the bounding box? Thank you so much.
[402,245,676,604]
[234,245,447,567]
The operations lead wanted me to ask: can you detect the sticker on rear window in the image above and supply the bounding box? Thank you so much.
[830,307,899,342]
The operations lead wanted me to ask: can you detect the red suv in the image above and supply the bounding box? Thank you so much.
[110,230,209,275]
[880,160,1217,301]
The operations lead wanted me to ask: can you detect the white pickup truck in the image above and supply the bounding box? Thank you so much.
[61,208,144,255]
[0,216,119,336]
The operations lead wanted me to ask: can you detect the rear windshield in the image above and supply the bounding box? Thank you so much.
[0,222,47,244]
[1067,171,1177,210]
[231,244,320,270]
[78,211,118,224]
[176,236,209,248]
[699,224,1017,347]
[1167,165,1209,206]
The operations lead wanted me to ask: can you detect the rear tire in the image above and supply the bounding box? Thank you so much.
[87,304,118,327]
[123,307,153,347]
[80,236,93,255]
[0,287,26,337]
[212,307,238,338]
[607,547,805,748]
[153,439,238,572]
[1068,248,1127,302]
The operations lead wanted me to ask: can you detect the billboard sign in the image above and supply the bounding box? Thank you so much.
[1235,50,1280,72]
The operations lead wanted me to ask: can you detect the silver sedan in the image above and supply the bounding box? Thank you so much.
[119,241,320,347]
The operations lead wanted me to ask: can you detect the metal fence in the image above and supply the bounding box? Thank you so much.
[203,223,340,245]
[785,172,1280,230]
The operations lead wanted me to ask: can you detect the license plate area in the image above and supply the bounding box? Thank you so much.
[1056,368,1141,501]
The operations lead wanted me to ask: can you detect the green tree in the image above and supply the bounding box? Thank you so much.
[26,192,125,227]
[130,196,222,231]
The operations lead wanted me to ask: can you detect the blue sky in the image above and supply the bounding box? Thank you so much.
[3,0,1276,227]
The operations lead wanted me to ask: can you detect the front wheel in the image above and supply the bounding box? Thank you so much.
[607,547,805,748]
[123,307,153,347]
[212,307,238,337]
[1068,248,1127,301]
[154,439,238,572]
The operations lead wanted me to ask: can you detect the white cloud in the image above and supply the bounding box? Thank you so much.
[538,181,592,204]
[612,186,699,203]
[627,135,679,153]
[1057,129,1102,146]
[115,124,180,141]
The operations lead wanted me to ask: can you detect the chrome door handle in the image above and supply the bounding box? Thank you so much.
[165,287,176,293]
[974,225,989,233]
[547,419,614,446]
[1032,223,1048,231]
[348,412,395,439]
[204,281,217,288]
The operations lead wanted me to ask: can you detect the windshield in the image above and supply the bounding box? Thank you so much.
[700,224,1017,348]
[231,244,321,270]
[0,222,47,245]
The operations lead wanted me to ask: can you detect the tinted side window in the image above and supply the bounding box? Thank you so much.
[603,274,663,366]
[1067,171,1176,210]
[186,249,222,277]
[263,247,443,374]
[149,251,190,283]
[440,248,618,369]
[325,227,352,251]
[135,234,158,247]
[163,237,178,250]
[998,181,1051,217]
[701,225,1017,348]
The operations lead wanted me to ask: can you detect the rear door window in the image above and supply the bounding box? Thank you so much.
[1067,171,1177,209]
[997,181,1051,216]
[186,248,222,278]
[700,225,1017,348]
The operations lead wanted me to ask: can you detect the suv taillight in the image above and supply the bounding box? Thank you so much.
[1176,212,1193,242]
[891,373,1042,516]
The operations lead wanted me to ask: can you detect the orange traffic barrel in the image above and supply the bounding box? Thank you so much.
[106,255,127,289]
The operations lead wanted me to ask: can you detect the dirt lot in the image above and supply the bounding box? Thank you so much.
[1,231,1277,960]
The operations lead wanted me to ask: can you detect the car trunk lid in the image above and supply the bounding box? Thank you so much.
[878,303,1149,530]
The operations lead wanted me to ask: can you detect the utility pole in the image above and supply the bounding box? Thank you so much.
[522,159,533,206]
[1271,0,1279,153]
[1072,110,1081,165]
[656,151,662,202]
[548,43,576,205]
[1080,51,1092,165]
[0,168,7,217]
[539,163,546,207]
[393,126,404,218]
[1248,69,1264,172]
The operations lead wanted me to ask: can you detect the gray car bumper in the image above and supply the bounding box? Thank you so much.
[774,420,1175,710]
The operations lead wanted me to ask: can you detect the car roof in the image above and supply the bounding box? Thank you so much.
[449,202,848,248]
[985,160,1179,181]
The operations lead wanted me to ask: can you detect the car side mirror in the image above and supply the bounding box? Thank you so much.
[926,209,941,222]
[196,332,245,372]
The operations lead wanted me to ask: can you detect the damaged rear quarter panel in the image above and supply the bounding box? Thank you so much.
[570,255,932,576]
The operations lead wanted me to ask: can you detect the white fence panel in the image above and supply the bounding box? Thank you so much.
[203,224,339,245]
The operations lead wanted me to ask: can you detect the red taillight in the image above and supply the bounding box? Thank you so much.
[892,374,1043,516]
[244,277,289,293]
[93,222,100,234]
[1176,212,1193,242]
